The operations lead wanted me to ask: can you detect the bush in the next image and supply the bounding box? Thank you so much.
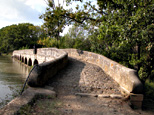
[144,79,154,100]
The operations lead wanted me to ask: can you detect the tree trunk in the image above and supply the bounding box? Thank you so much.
[137,41,141,72]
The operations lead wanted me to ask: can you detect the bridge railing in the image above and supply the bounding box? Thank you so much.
[62,49,143,94]
[63,48,144,108]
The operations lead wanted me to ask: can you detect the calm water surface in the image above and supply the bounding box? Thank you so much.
[0,55,30,108]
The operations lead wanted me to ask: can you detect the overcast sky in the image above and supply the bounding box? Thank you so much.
[0,0,97,35]
[0,0,48,28]
[0,0,71,35]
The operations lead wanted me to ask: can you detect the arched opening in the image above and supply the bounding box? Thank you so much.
[18,56,20,60]
[34,59,38,65]
[20,55,21,61]
[28,58,32,66]
[21,57,24,63]
[25,57,27,64]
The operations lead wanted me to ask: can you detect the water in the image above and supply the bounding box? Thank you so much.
[0,55,30,108]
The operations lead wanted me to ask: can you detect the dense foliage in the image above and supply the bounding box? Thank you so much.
[0,23,45,53]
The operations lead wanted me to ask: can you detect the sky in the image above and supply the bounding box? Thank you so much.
[0,0,71,35]
[0,0,48,28]
[0,0,97,35]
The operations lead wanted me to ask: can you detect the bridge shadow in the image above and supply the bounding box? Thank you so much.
[47,57,86,95]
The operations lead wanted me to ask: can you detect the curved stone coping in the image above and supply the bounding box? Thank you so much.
[62,49,143,94]
[0,87,56,115]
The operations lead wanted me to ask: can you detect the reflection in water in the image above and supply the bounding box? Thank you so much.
[0,55,30,108]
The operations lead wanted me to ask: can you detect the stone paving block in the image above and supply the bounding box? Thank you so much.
[98,94,110,98]
[130,93,143,109]
[75,93,97,97]
[130,93,143,102]
[130,101,142,109]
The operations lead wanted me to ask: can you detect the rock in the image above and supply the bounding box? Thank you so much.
[98,94,110,98]
[110,94,123,99]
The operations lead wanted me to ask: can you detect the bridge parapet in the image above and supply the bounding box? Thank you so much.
[63,49,143,108]
[13,48,62,66]
[63,49,143,94]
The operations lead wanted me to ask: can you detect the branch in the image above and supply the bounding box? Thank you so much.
[109,0,125,9]
[60,12,102,24]
[87,2,108,15]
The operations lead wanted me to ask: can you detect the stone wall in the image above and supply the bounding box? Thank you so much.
[62,49,143,94]
[28,49,68,87]
[13,48,62,65]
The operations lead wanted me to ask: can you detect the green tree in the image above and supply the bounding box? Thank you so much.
[62,25,91,51]
[0,23,43,53]
[40,0,70,48]
[97,0,154,80]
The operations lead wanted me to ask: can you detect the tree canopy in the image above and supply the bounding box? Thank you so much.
[0,23,44,53]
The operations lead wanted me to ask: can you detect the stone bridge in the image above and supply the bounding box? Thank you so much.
[13,48,143,108]
[13,48,63,66]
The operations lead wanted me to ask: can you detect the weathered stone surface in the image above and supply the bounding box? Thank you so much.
[130,93,144,102]
[130,101,143,109]
[130,93,143,109]
[75,93,97,97]
[79,63,121,94]
[0,87,56,115]
[110,94,123,99]
[44,86,54,91]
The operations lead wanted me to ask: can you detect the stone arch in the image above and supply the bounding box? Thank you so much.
[25,57,27,64]
[14,55,17,59]
[34,59,38,65]
[28,58,32,66]
[21,57,24,63]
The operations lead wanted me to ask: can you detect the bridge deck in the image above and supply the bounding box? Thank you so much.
[26,57,152,115]
[29,57,146,115]
[48,57,121,95]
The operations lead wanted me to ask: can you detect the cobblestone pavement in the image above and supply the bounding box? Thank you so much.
[45,57,153,115]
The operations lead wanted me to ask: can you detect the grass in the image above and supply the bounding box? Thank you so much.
[144,79,154,100]
[142,79,154,111]
[17,97,62,115]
